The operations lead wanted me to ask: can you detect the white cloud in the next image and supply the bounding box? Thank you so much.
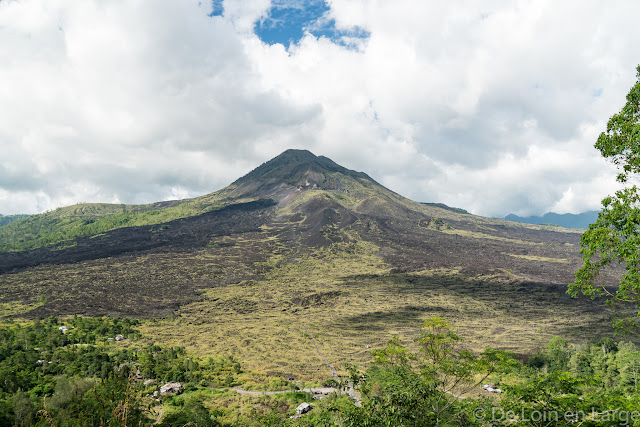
[0,0,638,217]
[0,0,315,213]
[224,0,271,33]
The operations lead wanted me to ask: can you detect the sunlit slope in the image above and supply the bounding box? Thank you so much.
[0,235,613,381]
[0,188,250,252]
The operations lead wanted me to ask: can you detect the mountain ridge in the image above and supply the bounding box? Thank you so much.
[0,149,465,252]
[0,214,30,227]
[505,210,599,229]
[233,149,376,187]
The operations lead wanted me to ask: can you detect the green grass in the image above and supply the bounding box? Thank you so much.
[503,253,570,263]
[0,188,253,252]
[137,242,615,382]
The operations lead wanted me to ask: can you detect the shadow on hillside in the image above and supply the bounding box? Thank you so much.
[0,199,277,274]
[335,272,618,345]
[343,305,459,331]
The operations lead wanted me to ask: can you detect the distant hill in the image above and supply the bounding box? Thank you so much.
[421,202,470,215]
[504,211,599,229]
[0,214,30,227]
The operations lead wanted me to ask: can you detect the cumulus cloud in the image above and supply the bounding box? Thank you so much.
[0,0,638,216]
[0,0,317,214]
[251,0,639,216]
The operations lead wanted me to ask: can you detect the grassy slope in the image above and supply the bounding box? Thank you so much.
[0,150,604,384]
[0,214,30,227]
[0,149,374,252]
[0,187,255,252]
[139,240,612,381]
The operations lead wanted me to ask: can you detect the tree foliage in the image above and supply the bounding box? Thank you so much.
[3,317,640,425]
[338,318,515,426]
[570,65,640,331]
[0,317,240,426]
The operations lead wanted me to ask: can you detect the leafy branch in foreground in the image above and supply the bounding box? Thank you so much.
[346,317,515,426]
[570,65,640,332]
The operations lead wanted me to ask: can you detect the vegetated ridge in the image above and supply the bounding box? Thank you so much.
[0,213,30,227]
[421,202,470,215]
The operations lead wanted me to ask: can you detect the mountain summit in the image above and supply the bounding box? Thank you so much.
[0,149,399,253]
[228,149,382,201]
[236,149,375,185]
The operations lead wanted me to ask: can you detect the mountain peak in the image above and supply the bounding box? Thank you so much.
[276,148,318,162]
[231,149,379,198]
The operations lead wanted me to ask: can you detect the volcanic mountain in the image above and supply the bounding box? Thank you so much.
[0,149,583,277]
[0,149,614,376]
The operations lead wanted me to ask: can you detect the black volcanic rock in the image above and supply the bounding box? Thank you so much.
[234,149,375,187]
[1,148,610,316]
[228,149,384,201]
[0,199,277,273]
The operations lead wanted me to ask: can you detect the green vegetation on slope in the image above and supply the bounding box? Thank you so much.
[0,148,559,255]
[138,240,614,380]
[0,220,613,379]
[0,316,251,425]
[0,149,469,253]
[422,202,471,215]
[0,189,250,252]
[2,316,639,426]
[0,214,30,227]
[269,321,640,426]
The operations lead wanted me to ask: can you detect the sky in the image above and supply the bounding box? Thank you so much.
[1,0,639,218]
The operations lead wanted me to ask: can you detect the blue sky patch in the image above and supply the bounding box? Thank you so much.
[253,0,369,48]
[209,0,223,17]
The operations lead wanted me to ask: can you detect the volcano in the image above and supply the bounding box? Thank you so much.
[0,149,585,279]
[0,150,614,374]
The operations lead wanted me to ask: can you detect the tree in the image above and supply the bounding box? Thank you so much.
[348,318,515,426]
[615,342,640,392]
[569,65,640,331]
[12,390,34,426]
[545,336,570,372]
